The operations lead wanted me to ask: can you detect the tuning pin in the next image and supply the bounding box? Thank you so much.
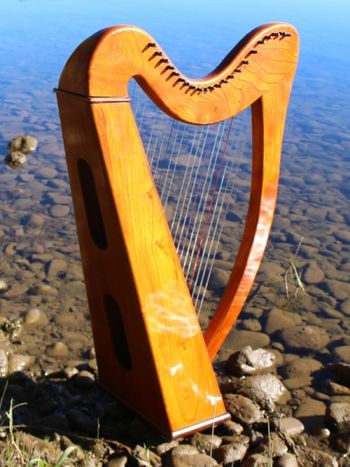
[142,42,156,52]
[149,51,163,60]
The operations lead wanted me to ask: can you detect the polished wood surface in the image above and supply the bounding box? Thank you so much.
[56,23,299,437]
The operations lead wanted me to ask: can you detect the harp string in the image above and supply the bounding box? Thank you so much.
[128,82,251,322]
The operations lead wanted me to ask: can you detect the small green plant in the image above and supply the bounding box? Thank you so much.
[284,238,307,299]
[28,445,77,467]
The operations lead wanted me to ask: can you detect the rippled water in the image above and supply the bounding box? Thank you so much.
[0,0,349,374]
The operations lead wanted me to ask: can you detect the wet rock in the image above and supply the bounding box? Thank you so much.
[8,134,38,153]
[275,453,298,467]
[46,258,68,281]
[37,167,58,178]
[263,307,302,334]
[279,357,323,378]
[326,402,350,432]
[224,394,263,425]
[332,345,350,364]
[23,307,49,326]
[5,151,27,167]
[322,280,350,300]
[236,374,289,408]
[340,298,350,316]
[50,204,69,217]
[280,325,329,351]
[190,432,222,452]
[212,435,249,464]
[226,346,276,376]
[334,229,350,244]
[274,417,304,437]
[222,330,270,355]
[47,341,69,357]
[303,261,325,284]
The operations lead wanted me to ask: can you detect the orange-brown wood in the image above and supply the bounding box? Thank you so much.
[56,23,299,437]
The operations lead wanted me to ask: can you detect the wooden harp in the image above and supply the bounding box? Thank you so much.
[55,23,299,438]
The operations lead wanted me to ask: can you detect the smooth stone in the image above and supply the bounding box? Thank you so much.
[326,402,350,432]
[279,358,323,378]
[212,435,249,464]
[222,330,271,355]
[46,341,69,357]
[8,134,38,153]
[240,319,262,332]
[26,213,45,227]
[334,230,350,244]
[46,258,68,281]
[155,440,179,456]
[303,261,325,284]
[224,394,263,425]
[209,267,229,289]
[50,204,69,217]
[294,398,326,431]
[280,325,329,351]
[327,381,350,395]
[171,445,199,456]
[5,151,27,167]
[275,453,299,467]
[218,420,243,435]
[274,417,304,437]
[332,345,350,364]
[226,346,276,376]
[263,307,302,334]
[284,376,313,390]
[164,452,218,466]
[4,284,28,298]
[322,280,350,300]
[0,279,8,292]
[23,307,48,326]
[340,298,350,316]
[190,433,222,452]
[37,167,58,178]
[32,284,58,296]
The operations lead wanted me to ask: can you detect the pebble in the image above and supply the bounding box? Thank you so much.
[323,279,350,300]
[46,258,68,281]
[50,204,69,217]
[4,284,29,298]
[224,394,263,425]
[106,457,128,467]
[8,134,38,153]
[190,432,222,452]
[0,279,8,292]
[46,341,69,357]
[165,452,218,466]
[280,325,329,351]
[340,298,350,316]
[263,307,302,334]
[279,357,323,378]
[222,330,271,355]
[274,417,304,437]
[5,151,27,167]
[212,435,249,464]
[226,346,276,376]
[303,261,325,284]
[275,453,299,467]
[294,397,326,430]
[23,307,49,326]
[332,345,350,364]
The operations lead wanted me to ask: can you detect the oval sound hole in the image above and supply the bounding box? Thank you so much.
[77,158,108,250]
[104,294,132,371]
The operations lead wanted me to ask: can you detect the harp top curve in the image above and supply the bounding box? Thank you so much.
[58,23,299,124]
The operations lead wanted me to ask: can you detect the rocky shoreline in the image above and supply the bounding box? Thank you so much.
[1,309,350,466]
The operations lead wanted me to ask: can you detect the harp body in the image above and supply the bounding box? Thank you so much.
[56,24,299,438]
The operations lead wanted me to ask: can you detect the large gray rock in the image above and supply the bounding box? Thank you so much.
[226,346,276,376]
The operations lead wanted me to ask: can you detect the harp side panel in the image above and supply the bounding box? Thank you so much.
[57,93,228,436]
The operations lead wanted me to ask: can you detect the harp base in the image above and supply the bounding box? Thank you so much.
[99,379,231,440]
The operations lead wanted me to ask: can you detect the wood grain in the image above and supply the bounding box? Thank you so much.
[56,23,299,437]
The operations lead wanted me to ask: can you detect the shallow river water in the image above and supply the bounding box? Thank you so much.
[0,0,350,441]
